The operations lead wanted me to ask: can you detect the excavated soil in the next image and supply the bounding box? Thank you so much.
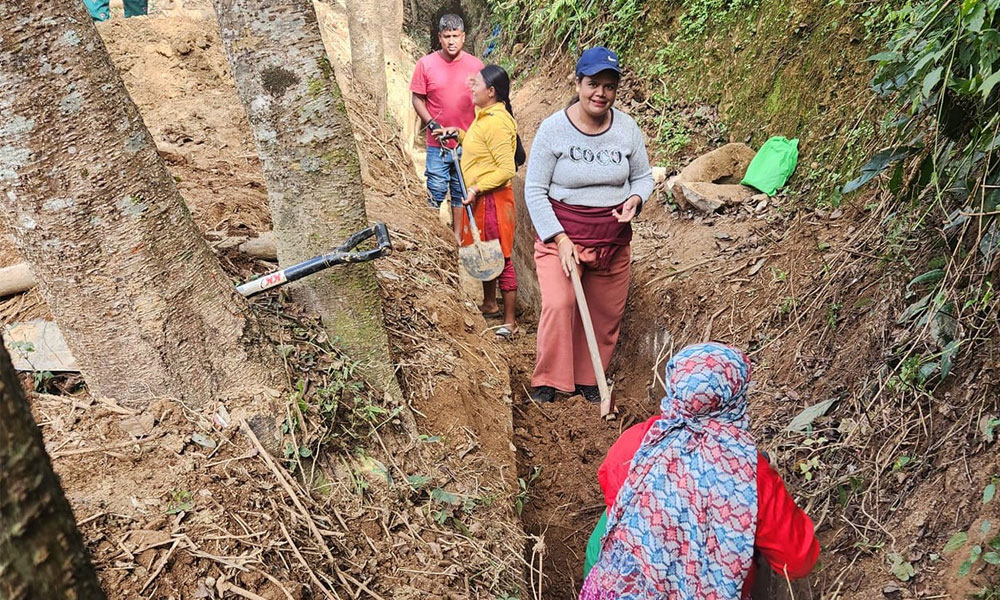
[6,3,999,600]
[9,6,525,599]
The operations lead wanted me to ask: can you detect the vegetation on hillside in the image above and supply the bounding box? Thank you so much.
[485,0,1000,594]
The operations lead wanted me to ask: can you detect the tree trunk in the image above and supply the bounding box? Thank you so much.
[0,342,107,600]
[381,0,404,66]
[212,0,403,402]
[345,0,388,118]
[0,0,281,408]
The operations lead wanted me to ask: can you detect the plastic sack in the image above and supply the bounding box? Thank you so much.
[741,136,799,196]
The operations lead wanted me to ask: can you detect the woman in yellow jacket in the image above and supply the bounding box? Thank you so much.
[438,65,525,339]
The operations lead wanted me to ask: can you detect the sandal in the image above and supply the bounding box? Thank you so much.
[495,324,518,340]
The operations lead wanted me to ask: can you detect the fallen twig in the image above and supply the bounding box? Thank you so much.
[646,257,722,287]
[52,434,162,459]
[139,537,180,593]
[279,521,340,600]
[240,419,337,563]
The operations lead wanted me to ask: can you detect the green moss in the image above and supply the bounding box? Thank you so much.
[763,79,786,119]
[306,77,324,97]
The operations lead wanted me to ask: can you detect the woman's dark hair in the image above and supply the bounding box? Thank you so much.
[481,64,526,168]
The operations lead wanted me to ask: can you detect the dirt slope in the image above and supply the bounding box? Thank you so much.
[6,1,998,599]
[14,6,527,599]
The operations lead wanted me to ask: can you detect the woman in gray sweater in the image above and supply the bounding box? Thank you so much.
[525,46,654,404]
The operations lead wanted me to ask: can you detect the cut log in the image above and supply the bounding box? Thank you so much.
[238,232,277,261]
[0,235,277,300]
[0,263,35,297]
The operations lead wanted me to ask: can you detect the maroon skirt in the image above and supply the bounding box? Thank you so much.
[547,198,632,270]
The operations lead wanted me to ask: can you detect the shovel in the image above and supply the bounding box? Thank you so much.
[236,223,392,297]
[570,267,615,419]
[440,133,505,281]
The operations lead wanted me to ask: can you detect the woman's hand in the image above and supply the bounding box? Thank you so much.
[462,186,478,206]
[612,195,642,223]
[556,234,580,278]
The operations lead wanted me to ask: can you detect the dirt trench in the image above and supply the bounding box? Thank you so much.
[0,11,804,600]
[2,3,961,600]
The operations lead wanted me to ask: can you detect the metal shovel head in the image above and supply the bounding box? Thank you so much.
[459,239,505,281]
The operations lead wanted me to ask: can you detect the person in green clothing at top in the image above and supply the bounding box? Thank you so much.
[84,0,148,21]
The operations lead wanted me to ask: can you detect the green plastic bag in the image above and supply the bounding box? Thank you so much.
[741,136,799,196]
[583,511,608,579]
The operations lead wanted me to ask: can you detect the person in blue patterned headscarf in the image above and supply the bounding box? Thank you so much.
[582,342,759,599]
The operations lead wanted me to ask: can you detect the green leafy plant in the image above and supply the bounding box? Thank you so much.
[676,0,759,40]
[407,474,433,489]
[892,454,914,472]
[825,302,842,329]
[487,0,646,57]
[515,466,543,516]
[797,456,822,481]
[985,476,999,503]
[32,370,54,392]
[888,551,916,581]
[942,480,1000,577]
[166,488,194,514]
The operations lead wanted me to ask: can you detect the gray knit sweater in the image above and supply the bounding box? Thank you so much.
[524,107,655,242]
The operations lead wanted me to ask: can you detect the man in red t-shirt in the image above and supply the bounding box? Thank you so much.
[410,14,484,239]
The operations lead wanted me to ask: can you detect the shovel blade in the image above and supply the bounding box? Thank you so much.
[459,240,505,281]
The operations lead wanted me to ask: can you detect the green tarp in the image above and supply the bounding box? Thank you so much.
[741,136,799,196]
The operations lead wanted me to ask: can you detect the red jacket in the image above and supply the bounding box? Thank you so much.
[597,416,819,598]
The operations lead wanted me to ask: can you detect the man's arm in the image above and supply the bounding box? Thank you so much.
[411,93,437,130]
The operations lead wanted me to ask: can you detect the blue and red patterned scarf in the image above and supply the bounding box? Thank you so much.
[581,343,757,600]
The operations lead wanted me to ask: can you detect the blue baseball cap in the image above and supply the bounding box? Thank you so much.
[575,46,621,77]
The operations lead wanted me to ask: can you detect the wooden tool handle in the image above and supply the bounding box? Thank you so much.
[570,268,614,417]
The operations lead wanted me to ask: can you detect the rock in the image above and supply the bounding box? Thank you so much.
[190,433,217,449]
[755,199,768,213]
[119,413,155,438]
[677,142,756,185]
[171,38,194,56]
[651,166,668,184]
[675,182,757,213]
[153,42,173,58]
[669,143,758,212]
[238,232,277,260]
[160,435,186,454]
